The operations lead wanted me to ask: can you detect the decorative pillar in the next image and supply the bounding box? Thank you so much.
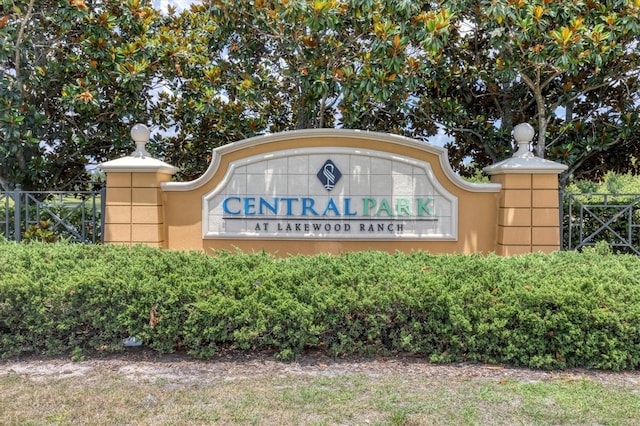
[99,124,179,247]
[484,123,568,255]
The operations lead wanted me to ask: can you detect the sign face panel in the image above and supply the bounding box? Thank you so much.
[203,147,457,240]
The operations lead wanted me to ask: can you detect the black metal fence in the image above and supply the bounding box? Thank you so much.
[561,191,640,255]
[0,185,105,244]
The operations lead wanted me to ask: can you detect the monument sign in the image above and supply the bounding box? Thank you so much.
[100,127,567,256]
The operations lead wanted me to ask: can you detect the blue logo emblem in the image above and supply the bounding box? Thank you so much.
[317,160,342,191]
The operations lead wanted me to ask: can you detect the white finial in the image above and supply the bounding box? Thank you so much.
[130,123,151,158]
[512,123,535,158]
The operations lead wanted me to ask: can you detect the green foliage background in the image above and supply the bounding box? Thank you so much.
[2,0,639,190]
[562,172,640,253]
[1,241,639,370]
[567,172,640,196]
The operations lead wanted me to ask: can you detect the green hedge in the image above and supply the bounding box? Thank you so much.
[1,241,640,370]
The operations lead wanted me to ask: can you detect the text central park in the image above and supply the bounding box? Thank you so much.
[221,196,436,218]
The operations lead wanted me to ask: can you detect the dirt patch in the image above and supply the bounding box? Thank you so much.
[2,349,640,385]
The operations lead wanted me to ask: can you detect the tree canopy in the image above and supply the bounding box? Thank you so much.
[1,0,639,190]
[1,0,163,190]
[150,0,453,180]
[447,0,640,185]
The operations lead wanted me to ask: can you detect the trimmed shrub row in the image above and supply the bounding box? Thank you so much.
[1,241,640,370]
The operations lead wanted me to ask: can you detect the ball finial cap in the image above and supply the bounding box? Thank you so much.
[513,123,535,143]
[130,124,150,158]
[131,123,150,143]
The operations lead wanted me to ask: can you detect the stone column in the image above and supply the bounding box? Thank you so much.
[99,124,179,247]
[484,124,568,256]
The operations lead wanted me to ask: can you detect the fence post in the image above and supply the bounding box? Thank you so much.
[99,124,178,247]
[484,124,568,255]
[13,184,21,243]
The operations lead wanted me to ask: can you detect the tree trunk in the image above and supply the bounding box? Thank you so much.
[520,72,548,158]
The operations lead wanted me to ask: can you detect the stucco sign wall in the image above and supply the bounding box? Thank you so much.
[101,126,567,256]
[202,147,457,240]
[149,129,508,254]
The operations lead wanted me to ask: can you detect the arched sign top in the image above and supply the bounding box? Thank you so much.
[162,129,501,193]
[202,146,459,240]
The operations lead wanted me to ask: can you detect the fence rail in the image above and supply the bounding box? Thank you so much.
[561,192,640,255]
[0,185,105,244]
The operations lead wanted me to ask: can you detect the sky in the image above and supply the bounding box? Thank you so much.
[151,0,199,13]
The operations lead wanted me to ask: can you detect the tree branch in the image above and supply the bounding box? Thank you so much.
[0,175,9,192]
[14,0,36,83]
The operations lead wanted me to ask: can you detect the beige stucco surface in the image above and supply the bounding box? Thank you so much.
[161,131,502,255]
[102,129,567,256]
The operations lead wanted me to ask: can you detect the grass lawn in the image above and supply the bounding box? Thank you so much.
[1,357,639,425]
